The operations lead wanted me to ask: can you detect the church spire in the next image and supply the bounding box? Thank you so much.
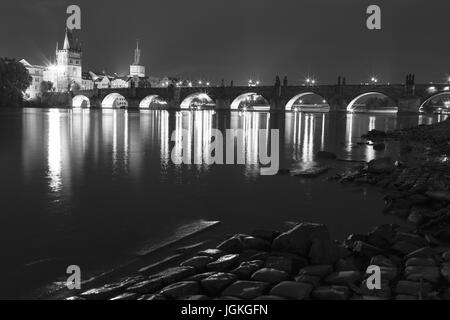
[63,28,70,50]
[133,39,141,65]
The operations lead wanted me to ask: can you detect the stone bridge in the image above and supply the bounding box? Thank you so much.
[73,79,450,113]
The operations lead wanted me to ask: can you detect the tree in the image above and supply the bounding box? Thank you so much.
[39,81,54,95]
[0,58,32,107]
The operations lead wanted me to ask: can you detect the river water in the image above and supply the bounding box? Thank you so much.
[0,108,447,298]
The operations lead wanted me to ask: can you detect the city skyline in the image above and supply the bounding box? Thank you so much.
[2,0,450,85]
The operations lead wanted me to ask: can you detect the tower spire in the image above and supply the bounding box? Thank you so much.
[133,39,141,65]
[63,28,70,50]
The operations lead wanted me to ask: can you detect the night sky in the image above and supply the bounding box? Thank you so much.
[1,0,449,85]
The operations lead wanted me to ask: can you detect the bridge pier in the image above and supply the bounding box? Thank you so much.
[397,97,421,113]
[215,98,231,110]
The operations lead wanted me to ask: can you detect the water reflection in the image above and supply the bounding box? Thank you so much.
[47,109,62,192]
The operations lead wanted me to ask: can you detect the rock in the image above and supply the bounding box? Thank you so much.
[242,236,271,251]
[201,273,237,296]
[405,266,441,283]
[380,266,398,282]
[373,143,386,151]
[294,274,321,287]
[207,254,240,272]
[442,250,450,262]
[231,260,264,279]
[110,292,139,300]
[395,294,418,300]
[216,236,244,253]
[129,267,195,294]
[81,281,134,300]
[197,249,224,259]
[185,272,216,282]
[409,194,429,205]
[362,129,387,140]
[65,296,86,300]
[370,255,396,268]
[405,257,436,267]
[352,241,385,257]
[426,191,450,202]
[251,268,289,285]
[360,279,391,298]
[180,256,215,270]
[272,222,339,264]
[441,262,450,282]
[315,151,337,160]
[297,265,333,278]
[264,255,298,274]
[311,286,351,300]
[367,157,395,174]
[395,233,428,247]
[270,281,313,300]
[408,211,426,225]
[406,247,435,259]
[395,280,433,296]
[292,166,331,178]
[391,241,422,256]
[221,281,269,299]
[324,271,361,286]
[140,294,166,300]
[254,295,286,300]
[182,295,209,300]
[252,229,280,242]
[159,281,201,299]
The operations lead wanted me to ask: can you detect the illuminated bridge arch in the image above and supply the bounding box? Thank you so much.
[139,95,167,109]
[101,93,128,109]
[419,92,450,113]
[230,93,269,111]
[347,92,397,113]
[180,92,215,110]
[285,92,329,111]
[72,95,90,108]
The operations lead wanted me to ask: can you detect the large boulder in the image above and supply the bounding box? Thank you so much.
[367,157,396,174]
[251,268,289,285]
[272,223,340,264]
[221,281,269,299]
[269,281,313,300]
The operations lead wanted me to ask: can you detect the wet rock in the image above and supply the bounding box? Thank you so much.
[395,233,428,247]
[373,143,386,151]
[362,129,387,141]
[367,157,396,174]
[180,256,215,270]
[254,295,286,300]
[81,282,132,300]
[159,281,201,299]
[251,268,289,285]
[443,251,450,262]
[441,262,450,282]
[391,241,422,256]
[221,281,269,299]
[352,241,385,257]
[207,254,240,272]
[395,294,418,300]
[406,247,435,259]
[270,281,313,300]
[65,296,86,300]
[294,274,321,287]
[216,236,244,253]
[182,295,208,300]
[129,267,195,294]
[140,294,166,300]
[409,194,430,205]
[360,279,391,298]
[292,166,331,178]
[370,255,395,267]
[110,292,139,300]
[231,260,264,279]
[324,271,361,286]
[405,266,441,283]
[197,249,224,259]
[335,257,360,272]
[272,222,339,264]
[426,191,450,202]
[201,273,237,296]
[264,255,296,274]
[252,229,280,242]
[315,151,337,160]
[312,285,351,300]
[395,280,433,296]
[405,257,436,267]
[297,265,333,278]
[185,272,216,282]
[242,236,271,251]
[408,211,426,225]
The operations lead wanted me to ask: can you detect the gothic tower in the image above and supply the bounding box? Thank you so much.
[130,40,146,77]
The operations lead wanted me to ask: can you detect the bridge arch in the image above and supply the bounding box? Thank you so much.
[285,92,329,111]
[72,95,90,108]
[101,93,128,109]
[139,95,167,109]
[180,92,215,110]
[347,92,397,113]
[419,92,450,113]
[230,93,269,110]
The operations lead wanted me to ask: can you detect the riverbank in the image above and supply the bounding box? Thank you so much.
[50,118,450,300]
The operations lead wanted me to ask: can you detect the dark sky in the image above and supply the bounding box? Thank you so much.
[1,0,449,85]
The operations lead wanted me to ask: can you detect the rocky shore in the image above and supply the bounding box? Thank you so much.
[63,118,450,301]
